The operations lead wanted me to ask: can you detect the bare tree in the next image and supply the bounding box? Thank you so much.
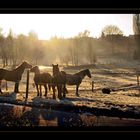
[0,29,6,67]
[102,25,123,36]
[86,38,97,64]
[68,38,79,66]
[0,29,14,67]
[133,14,140,59]
[101,25,123,55]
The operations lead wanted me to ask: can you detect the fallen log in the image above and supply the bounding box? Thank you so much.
[112,85,140,92]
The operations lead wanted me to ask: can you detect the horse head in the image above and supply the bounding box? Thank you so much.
[85,69,92,78]
[30,66,40,74]
[52,64,59,76]
[22,61,32,69]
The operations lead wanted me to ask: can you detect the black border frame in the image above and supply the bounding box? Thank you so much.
[0,8,140,135]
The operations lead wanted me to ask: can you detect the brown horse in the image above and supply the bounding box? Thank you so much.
[0,61,32,94]
[52,64,66,99]
[65,69,91,96]
[30,66,52,97]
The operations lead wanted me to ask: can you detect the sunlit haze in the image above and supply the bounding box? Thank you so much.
[0,14,133,40]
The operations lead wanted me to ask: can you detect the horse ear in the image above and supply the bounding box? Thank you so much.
[52,64,54,66]
[57,64,58,66]
[22,61,26,64]
[23,61,27,64]
[86,69,90,72]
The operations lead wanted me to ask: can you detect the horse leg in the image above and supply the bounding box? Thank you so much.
[5,81,8,91]
[76,84,79,97]
[0,80,3,94]
[36,84,39,97]
[65,87,68,94]
[63,84,66,98]
[48,83,51,91]
[52,85,56,99]
[44,84,48,97]
[63,85,68,94]
[58,85,62,99]
[14,82,19,93]
[39,85,42,97]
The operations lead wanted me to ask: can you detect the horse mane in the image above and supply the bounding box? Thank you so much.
[52,64,60,76]
[14,61,31,74]
[77,69,89,75]
[75,69,91,79]
[14,61,27,70]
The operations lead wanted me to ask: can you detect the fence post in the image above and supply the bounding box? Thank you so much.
[136,71,140,94]
[25,69,30,100]
[92,81,94,92]
[136,70,140,86]
[137,74,140,86]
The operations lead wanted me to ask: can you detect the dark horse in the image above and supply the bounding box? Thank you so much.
[65,69,91,96]
[0,61,32,94]
[30,66,52,97]
[52,64,66,99]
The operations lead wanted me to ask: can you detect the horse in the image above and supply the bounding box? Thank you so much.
[52,64,66,99]
[0,61,32,94]
[30,66,52,97]
[65,69,92,96]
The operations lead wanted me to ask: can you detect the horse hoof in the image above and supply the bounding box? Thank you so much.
[58,95,62,99]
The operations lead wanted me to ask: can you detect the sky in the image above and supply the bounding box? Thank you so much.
[0,14,133,40]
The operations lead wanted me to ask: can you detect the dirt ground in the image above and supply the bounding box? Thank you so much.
[1,63,140,107]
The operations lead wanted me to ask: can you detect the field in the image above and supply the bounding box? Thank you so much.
[0,62,140,127]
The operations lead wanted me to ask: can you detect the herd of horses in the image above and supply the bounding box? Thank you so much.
[0,61,92,99]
